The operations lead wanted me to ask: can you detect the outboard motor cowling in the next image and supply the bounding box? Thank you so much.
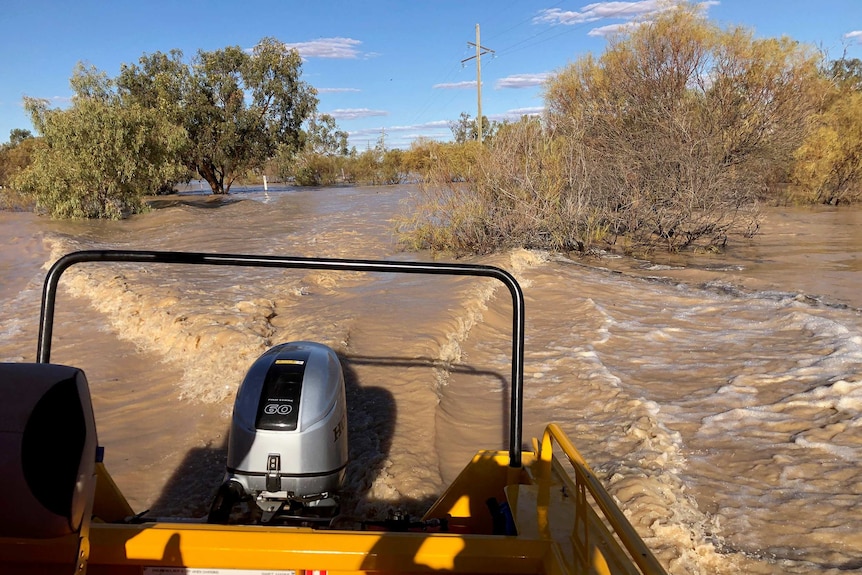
[210,342,347,524]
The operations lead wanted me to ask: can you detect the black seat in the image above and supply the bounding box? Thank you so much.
[0,363,98,540]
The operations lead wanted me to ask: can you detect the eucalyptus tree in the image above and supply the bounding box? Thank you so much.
[305,114,349,157]
[118,37,317,194]
[288,114,349,186]
[7,129,33,146]
[829,56,862,91]
[449,112,497,144]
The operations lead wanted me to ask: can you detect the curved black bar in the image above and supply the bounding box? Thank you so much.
[38,250,526,467]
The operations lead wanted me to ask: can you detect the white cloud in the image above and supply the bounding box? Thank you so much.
[534,1,717,35]
[31,96,70,110]
[490,106,545,122]
[327,108,388,121]
[533,1,667,26]
[845,31,862,42]
[508,106,545,115]
[433,80,477,89]
[348,120,449,137]
[388,120,450,132]
[283,37,364,59]
[496,73,552,89]
[347,128,384,137]
[587,20,644,37]
[316,87,362,94]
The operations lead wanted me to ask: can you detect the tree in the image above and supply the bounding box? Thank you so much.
[0,129,36,186]
[449,112,497,144]
[305,114,348,156]
[285,114,349,186]
[17,64,187,218]
[828,56,862,91]
[117,38,317,194]
[8,129,33,146]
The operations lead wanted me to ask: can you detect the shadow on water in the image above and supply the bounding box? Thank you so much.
[146,433,229,518]
[343,353,511,455]
[146,352,509,522]
[339,358,402,518]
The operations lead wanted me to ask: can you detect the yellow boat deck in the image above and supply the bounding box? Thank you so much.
[1,425,665,575]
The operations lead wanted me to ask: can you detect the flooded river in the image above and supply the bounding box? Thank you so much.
[1,185,861,574]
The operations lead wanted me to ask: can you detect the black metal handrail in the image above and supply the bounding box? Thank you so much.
[38,250,526,467]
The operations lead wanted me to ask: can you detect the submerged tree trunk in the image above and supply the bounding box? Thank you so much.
[197,161,226,194]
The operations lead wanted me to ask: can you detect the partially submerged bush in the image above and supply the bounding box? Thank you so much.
[292,152,344,186]
[401,6,822,254]
[791,63,862,205]
[18,95,185,219]
[400,139,483,184]
[399,119,608,254]
[397,141,489,252]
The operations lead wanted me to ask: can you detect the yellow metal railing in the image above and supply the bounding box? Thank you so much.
[536,424,667,575]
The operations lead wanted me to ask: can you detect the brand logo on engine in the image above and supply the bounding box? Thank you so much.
[333,414,345,441]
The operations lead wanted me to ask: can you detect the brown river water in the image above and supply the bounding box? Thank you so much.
[2,185,861,574]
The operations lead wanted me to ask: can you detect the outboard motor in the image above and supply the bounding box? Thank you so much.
[209,342,348,524]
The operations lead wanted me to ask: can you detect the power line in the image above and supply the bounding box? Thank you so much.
[403,61,463,128]
[483,0,566,44]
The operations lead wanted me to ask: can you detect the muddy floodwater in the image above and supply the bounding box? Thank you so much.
[2,185,861,574]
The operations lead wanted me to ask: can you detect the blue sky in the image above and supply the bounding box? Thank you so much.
[2,0,862,149]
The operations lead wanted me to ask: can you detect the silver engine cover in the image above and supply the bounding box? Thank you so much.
[225,342,347,502]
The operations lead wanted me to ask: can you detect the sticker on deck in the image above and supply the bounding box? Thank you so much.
[274,359,305,365]
[143,569,324,575]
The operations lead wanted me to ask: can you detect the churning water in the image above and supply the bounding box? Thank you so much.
[2,186,861,574]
